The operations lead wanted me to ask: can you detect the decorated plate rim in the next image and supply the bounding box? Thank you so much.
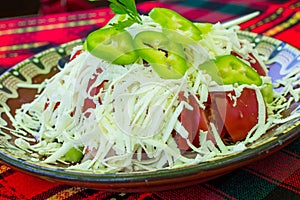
[0,31,299,187]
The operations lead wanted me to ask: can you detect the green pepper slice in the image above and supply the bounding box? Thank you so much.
[84,27,138,65]
[194,22,213,34]
[149,8,202,42]
[64,147,84,163]
[200,55,262,86]
[134,31,187,79]
[260,82,273,103]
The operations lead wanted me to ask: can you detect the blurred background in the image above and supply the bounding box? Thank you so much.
[0,0,150,18]
[1,0,290,18]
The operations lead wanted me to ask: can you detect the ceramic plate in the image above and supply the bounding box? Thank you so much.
[0,32,299,192]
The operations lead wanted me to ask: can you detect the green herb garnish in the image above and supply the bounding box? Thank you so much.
[108,0,142,29]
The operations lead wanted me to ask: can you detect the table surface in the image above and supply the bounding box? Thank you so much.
[0,0,299,199]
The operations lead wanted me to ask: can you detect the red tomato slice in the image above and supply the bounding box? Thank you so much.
[44,101,60,110]
[82,82,105,112]
[247,53,266,76]
[177,92,217,150]
[82,69,105,114]
[69,50,83,62]
[177,92,201,150]
[212,88,260,142]
[208,93,227,139]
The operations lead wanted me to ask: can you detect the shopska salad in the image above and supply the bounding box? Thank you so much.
[6,0,300,172]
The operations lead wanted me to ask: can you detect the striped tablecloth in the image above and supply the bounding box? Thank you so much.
[0,0,299,199]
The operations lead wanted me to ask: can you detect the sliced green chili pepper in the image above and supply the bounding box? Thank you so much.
[149,8,202,42]
[194,22,213,34]
[84,27,138,65]
[199,55,262,86]
[134,31,187,79]
[64,147,83,163]
[260,82,273,103]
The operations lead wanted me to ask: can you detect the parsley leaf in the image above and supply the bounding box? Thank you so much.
[108,0,142,29]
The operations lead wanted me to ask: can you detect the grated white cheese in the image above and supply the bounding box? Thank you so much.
[6,15,300,173]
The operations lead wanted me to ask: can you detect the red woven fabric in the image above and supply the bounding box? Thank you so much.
[239,0,300,48]
[0,7,114,69]
[40,0,96,14]
[0,1,299,199]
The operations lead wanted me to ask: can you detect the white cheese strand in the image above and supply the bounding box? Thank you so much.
[7,15,300,173]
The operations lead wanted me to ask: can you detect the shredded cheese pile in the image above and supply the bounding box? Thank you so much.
[6,16,300,172]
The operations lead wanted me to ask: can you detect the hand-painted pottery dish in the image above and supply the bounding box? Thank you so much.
[0,31,299,192]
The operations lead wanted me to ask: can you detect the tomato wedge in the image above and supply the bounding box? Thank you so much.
[44,101,60,111]
[247,53,267,76]
[208,93,227,139]
[176,88,263,148]
[82,69,106,114]
[69,50,83,62]
[176,92,201,150]
[176,92,218,150]
[212,88,261,142]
